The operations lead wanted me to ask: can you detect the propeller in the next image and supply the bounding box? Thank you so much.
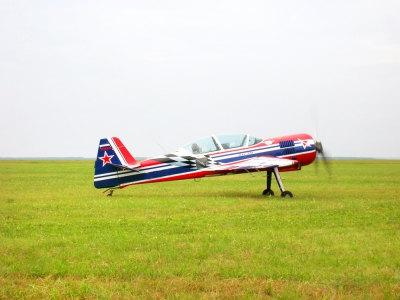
[314,140,331,177]
[311,105,331,177]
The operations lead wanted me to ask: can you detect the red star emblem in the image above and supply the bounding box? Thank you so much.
[298,138,310,149]
[99,151,114,167]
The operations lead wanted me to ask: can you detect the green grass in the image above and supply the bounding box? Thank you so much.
[0,160,399,299]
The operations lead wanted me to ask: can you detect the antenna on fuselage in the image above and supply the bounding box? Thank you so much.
[151,137,167,154]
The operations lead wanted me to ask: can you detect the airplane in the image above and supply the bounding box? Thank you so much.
[94,133,327,197]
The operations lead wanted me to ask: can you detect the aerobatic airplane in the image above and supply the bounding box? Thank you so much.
[94,133,327,197]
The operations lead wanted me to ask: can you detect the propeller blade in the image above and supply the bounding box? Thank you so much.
[319,151,332,178]
[314,141,332,178]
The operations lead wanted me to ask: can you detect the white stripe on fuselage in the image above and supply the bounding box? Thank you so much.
[211,145,278,161]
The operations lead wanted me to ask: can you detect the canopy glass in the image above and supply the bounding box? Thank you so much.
[180,134,263,154]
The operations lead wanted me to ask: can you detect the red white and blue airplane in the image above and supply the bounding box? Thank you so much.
[94,133,326,197]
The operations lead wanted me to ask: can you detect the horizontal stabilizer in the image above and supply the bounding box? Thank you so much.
[109,162,141,172]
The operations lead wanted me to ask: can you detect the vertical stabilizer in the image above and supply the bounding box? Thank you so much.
[94,137,138,189]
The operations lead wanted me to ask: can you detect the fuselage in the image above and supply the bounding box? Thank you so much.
[94,133,316,189]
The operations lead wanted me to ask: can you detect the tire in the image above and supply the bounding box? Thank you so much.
[262,189,274,196]
[281,191,293,198]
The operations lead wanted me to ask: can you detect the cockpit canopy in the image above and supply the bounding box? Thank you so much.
[180,134,263,154]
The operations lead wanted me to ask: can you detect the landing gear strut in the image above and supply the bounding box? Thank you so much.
[262,171,274,196]
[262,167,293,198]
[103,188,116,196]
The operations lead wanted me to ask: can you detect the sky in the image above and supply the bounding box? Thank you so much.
[1,1,399,158]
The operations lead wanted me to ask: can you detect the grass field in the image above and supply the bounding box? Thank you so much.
[0,160,399,299]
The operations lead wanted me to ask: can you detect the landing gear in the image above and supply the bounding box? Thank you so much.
[262,171,274,196]
[262,168,293,198]
[262,189,274,196]
[103,188,116,196]
[281,191,293,198]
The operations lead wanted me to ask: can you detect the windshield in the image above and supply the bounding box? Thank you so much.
[181,136,221,154]
[214,134,247,150]
[180,134,263,154]
[248,136,263,146]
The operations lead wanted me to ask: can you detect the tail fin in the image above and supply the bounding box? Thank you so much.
[94,137,140,189]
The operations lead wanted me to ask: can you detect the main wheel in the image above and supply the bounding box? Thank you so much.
[262,189,274,196]
[281,191,293,198]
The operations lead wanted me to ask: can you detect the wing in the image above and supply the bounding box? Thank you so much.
[208,156,299,172]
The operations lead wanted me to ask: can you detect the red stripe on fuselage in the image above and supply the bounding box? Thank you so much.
[138,159,165,168]
[274,133,313,142]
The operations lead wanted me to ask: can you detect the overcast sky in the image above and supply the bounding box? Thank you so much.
[1,1,399,158]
